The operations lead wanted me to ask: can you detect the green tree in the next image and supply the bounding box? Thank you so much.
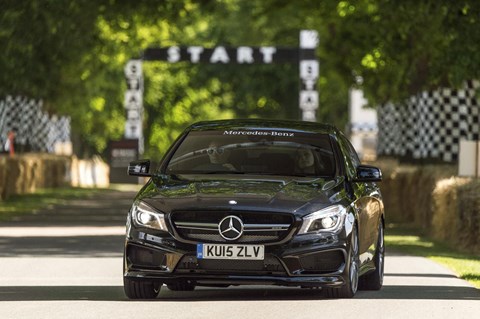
[2,0,479,158]
[314,0,480,105]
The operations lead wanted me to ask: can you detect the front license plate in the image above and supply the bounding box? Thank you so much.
[197,243,264,260]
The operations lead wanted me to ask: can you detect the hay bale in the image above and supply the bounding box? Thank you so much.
[0,154,73,200]
[377,161,457,228]
[379,164,420,223]
[92,155,110,188]
[432,177,471,243]
[70,156,110,188]
[418,165,457,228]
[0,156,6,200]
[2,157,22,199]
[21,156,41,194]
[457,180,480,254]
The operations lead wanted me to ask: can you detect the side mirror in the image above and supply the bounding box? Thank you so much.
[127,160,152,177]
[354,165,382,182]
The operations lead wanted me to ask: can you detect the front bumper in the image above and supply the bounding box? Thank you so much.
[125,270,345,288]
[124,228,350,288]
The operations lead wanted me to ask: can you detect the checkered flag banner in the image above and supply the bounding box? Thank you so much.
[0,96,71,153]
[377,80,480,162]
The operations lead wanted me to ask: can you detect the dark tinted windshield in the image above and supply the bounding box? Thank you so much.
[166,129,335,177]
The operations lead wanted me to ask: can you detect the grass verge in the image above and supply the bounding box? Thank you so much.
[386,224,480,289]
[0,187,111,221]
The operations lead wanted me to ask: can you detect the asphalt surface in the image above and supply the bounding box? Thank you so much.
[0,186,479,319]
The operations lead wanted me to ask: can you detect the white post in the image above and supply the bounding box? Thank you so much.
[299,30,319,122]
[124,59,144,155]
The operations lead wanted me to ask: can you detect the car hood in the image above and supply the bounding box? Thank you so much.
[138,175,347,217]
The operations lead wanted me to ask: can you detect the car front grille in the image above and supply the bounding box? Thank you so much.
[170,210,295,244]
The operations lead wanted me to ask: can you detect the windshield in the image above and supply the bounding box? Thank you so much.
[165,129,335,177]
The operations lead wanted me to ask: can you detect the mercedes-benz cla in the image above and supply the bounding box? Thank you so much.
[123,119,385,299]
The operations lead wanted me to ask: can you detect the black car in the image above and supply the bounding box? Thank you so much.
[123,119,385,299]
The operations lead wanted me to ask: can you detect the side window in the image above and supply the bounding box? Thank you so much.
[337,133,361,179]
[346,138,361,167]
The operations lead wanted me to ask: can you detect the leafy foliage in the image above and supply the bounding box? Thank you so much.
[1,0,479,158]
[321,0,480,105]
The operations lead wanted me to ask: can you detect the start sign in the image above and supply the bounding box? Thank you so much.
[123,30,319,151]
[165,46,276,64]
[143,46,300,64]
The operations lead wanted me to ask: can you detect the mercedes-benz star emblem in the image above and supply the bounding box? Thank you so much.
[218,215,244,241]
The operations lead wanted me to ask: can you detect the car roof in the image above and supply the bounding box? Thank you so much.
[186,119,339,135]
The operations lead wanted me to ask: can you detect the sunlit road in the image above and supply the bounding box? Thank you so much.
[0,190,478,319]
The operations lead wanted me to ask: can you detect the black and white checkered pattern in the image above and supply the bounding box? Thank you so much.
[0,96,71,153]
[378,80,480,162]
[377,103,403,156]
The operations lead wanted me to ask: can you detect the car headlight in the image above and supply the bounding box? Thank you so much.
[298,205,346,234]
[131,201,168,231]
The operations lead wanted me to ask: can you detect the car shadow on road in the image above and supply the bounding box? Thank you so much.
[1,283,478,302]
[0,286,126,301]
[159,284,480,301]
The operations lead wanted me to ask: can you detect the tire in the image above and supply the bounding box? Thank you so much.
[124,277,161,299]
[323,224,359,298]
[167,281,196,291]
[359,221,385,290]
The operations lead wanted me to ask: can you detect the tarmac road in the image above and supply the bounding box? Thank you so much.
[0,188,478,319]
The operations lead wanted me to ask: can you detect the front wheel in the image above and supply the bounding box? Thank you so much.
[124,277,161,299]
[323,224,359,298]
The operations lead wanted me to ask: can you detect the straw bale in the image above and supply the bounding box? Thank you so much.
[432,177,471,243]
[0,156,6,200]
[2,157,22,199]
[0,154,71,200]
[457,180,480,254]
[0,154,109,201]
[377,161,457,227]
[379,164,418,223]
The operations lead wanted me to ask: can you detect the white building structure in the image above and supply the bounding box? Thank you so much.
[348,88,378,161]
